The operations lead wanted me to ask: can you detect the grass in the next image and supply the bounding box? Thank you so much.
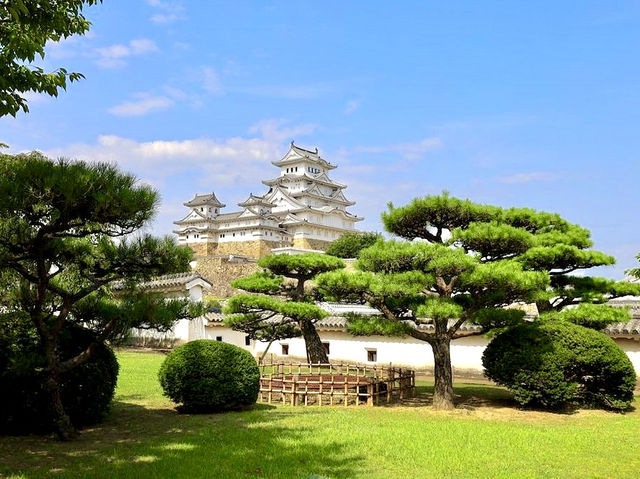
[0,350,639,478]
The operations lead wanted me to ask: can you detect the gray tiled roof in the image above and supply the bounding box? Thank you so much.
[115,272,210,291]
[603,302,640,336]
[205,303,482,334]
[184,193,224,208]
[206,300,640,338]
[604,318,640,336]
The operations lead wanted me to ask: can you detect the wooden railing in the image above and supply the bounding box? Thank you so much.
[258,362,415,407]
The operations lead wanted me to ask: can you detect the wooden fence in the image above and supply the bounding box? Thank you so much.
[258,362,415,407]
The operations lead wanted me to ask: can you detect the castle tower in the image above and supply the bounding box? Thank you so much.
[174,142,363,258]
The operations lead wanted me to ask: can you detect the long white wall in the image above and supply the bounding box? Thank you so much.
[205,324,640,377]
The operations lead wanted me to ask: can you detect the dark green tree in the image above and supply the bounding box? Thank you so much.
[317,193,639,409]
[225,253,344,363]
[0,152,200,439]
[325,231,382,259]
[628,253,640,280]
[1,0,102,117]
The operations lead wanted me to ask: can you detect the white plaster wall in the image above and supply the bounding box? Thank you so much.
[616,339,640,375]
[173,318,190,341]
[205,325,252,352]
[198,326,640,378]
[245,329,488,373]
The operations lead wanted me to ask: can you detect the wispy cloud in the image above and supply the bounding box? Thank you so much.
[108,93,174,117]
[234,84,328,100]
[496,171,559,184]
[344,99,359,114]
[21,91,52,105]
[147,0,186,24]
[95,38,158,68]
[248,119,316,143]
[351,137,442,162]
[202,67,223,94]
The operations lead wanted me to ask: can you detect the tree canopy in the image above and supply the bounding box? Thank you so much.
[316,193,637,409]
[628,253,640,280]
[325,231,382,258]
[225,253,344,363]
[0,0,101,117]
[0,152,200,439]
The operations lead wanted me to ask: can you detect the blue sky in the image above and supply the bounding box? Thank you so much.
[2,1,639,278]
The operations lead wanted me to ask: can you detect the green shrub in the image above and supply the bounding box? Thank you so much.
[325,232,382,259]
[159,340,260,413]
[0,314,119,433]
[483,321,636,410]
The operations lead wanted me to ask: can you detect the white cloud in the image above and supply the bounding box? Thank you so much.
[108,94,174,117]
[22,91,52,105]
[43,120,316,188]
[344,100,359,114]
[496,171,558,184]
[147,0,186,24]
[95,38,159,68]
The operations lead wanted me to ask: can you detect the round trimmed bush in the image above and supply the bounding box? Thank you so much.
[159,340,260,413]
[483,321,636,411]
[0,314,119,433]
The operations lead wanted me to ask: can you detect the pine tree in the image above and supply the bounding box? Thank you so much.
[225,253,344,363]
[316,193,639,409]
[0,152,200,439]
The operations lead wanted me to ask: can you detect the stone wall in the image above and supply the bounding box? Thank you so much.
[193,255,260,298]
[187,242,218,255]
[216,240,284,259]
[189,240,291,259]
[292,237,332,251]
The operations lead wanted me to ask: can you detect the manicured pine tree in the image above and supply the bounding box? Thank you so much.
[0,152,201,439]
[316,193,639,409]
[225,253,344,363]
[325,231,382,259]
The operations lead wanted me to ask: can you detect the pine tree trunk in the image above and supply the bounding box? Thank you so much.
[299,319,328,363]
[431,339,455,410]
[43,332,77,440]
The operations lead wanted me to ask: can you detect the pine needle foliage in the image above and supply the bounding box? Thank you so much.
[0,152,200,439]
[317,192,639,409]
[225,253,344,363]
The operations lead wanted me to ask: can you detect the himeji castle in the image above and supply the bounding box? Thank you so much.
[174,142,363,258]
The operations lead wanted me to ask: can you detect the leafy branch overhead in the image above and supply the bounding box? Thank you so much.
[1,1,103,117]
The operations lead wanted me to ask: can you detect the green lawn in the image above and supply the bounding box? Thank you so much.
[1,350,639,478]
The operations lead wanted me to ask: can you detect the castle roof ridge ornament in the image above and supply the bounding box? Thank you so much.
[273,141,336,170]
[184,192,225,208]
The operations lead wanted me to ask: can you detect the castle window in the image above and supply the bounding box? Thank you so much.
[367,349,377,362]
[232,233,235,237]
[245,336,251,346]
[281,344,289,356]
[216,336,223,342]
[322,342,330,356]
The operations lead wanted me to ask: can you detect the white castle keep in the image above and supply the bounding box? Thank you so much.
[174,142,363,258]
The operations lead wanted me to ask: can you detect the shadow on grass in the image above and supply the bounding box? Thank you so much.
[0,401,364,478]
[391,382,608,416]
[380,382,517,410]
